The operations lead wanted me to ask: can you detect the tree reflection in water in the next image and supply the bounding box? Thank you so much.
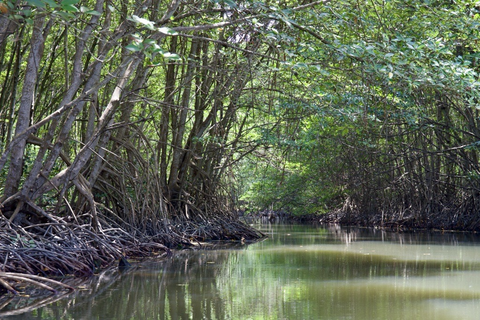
[0,243,245,320]
[4,225,480,319]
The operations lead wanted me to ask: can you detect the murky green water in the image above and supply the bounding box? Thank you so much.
[4,224,480,319]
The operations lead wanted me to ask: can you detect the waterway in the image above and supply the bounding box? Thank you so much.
[3,223,480,319]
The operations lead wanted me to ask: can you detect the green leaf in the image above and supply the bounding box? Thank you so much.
[26,0,45,9]
[20,8,32,17]
[43,0,59,8]
[130,33,143,42]
[128,15,156,31]
[163,52,181,60]
[62,4,79,12]
[61,0,79,5]
[223,0,237,8]
[56,10,75,19]
[143,39,156,46]
[158,27,178,35]
[152,48,165,55]
[126,43,142,52]
[80,6,101,15]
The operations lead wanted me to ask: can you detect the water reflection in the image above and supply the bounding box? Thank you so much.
[3,224,480,319]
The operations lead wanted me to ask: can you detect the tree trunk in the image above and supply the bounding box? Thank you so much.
[3,16,51,199]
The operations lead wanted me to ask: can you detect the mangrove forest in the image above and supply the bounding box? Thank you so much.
[1,0,480,289]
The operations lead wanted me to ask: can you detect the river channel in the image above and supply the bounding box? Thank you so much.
[3,223,480,319]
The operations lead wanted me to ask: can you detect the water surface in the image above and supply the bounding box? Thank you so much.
[3,224,480,319]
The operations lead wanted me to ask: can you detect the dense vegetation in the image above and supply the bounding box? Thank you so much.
[1,0,480,282]
[240,0,480,231]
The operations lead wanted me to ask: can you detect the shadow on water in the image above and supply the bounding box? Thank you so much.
[3,224,480,319]
[0,245,245,320]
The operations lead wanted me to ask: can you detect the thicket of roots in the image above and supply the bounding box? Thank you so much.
[0,203,264,298]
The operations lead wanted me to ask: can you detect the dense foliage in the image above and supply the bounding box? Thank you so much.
[1,0,480,238]
[240,0,480,229]
[0,0,290,231]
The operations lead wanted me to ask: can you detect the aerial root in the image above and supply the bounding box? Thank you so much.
[0,272,75,295]
[0,206,263,299]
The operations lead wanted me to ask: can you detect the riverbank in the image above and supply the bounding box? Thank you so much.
[5,203,476,296]
[0,212,265,296]
[6,223,480,320]
[247,209,480,233]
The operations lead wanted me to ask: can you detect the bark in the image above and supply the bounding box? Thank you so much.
[32,57,139,199]
[158,36,178,188]
[3,16,51,198]
[21,0,105,199]
[168,38,199,200]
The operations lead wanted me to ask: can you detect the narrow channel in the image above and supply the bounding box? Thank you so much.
[4,224,480,320]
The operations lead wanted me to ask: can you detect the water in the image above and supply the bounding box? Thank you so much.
[3,224,480,319]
